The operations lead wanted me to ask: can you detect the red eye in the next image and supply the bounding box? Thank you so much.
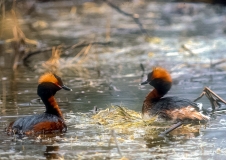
[55,83,62,89]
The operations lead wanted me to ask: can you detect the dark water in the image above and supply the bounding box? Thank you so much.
[1,1,226,159]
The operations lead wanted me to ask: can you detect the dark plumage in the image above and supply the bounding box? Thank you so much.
[10,114,67,135]
[141,67,209,123]
[148,96,199,115]
[7,73,72,136]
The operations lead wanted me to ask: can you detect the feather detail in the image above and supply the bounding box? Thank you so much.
[164,106,209,121]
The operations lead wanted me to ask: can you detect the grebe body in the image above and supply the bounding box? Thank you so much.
[7,73,72,135]
[141,67,209,123]
[10,113,67,135]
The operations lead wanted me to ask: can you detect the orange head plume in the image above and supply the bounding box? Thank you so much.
[39,73,59,85]
[141,67,172,85]
[38,73,72,91]
[150,67,172,82]
[141,67,172,95]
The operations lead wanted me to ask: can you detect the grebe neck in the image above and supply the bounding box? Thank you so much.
[145,88,163,101]
[41,95,63,118]
[142,89,165,115]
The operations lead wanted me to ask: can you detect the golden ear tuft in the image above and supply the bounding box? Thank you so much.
[38,72,58,84]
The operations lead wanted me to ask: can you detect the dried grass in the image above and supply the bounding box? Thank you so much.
[37,43,93,77]
[4,9,38,70]
[92,105,202,136]
[41,46,62,75]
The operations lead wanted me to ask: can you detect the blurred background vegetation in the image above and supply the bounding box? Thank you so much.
[0,0,226,72]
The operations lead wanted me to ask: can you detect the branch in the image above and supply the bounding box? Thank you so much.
[23,41,112,64]
[210,59,226,68]
[103,0,150,37]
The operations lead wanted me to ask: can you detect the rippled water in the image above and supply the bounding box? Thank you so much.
[1,1,226,159]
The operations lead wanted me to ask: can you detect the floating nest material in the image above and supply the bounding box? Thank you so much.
[92,105,202,137]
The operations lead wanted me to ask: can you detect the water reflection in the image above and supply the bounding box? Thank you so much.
[145,132,200,148]
[44,146,62,160]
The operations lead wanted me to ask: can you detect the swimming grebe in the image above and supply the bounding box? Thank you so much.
[7,73,72,135]
[141,67,209,123]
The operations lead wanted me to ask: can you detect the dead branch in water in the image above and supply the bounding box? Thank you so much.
[210,59,226,68]
[33,42,96,76]
[103,0,150,37]
[23,41,112,68]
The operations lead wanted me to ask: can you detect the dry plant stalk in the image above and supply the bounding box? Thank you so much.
[108,129,123,157]
[1,76,6,114]
[76,43,92,64]
[4,9,38,70]
[60,43,92,66]
[0,0,5,19]
[42,46,62,75]
[0,0,5,37]
[38,43,92,77]
[106,14,111,42]
[58,43,92,76]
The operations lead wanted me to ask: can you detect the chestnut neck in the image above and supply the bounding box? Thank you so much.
[142,89,164,115]
[42,96,63,118]
[144,88,163,101]
[142,80,172,114]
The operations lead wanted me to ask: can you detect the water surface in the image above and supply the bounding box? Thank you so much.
[1,1,226,159]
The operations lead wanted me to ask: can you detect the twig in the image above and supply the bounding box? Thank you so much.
[0,0,5,38]
[159,122,183,137]
[140,63,145,81]
[158,86,226,135]
[210,59,226,68]
[103,0,150,37]
[108,129,123,157]
[7,9,38,70]
[90,106,98,114]
[0,0,5,19]
[106,13,111,42]
[115,105,132,119]
[77,43,92,64]
[23,41,111,61]
[1,73,6,113]
[181,44,195,56]
[41,46,62,73]
[72,43,87,59]
[140,63,145,72]
[194,87,226,112]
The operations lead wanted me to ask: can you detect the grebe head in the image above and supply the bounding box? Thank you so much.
[38,73,72,98]
[141,67,172,95]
